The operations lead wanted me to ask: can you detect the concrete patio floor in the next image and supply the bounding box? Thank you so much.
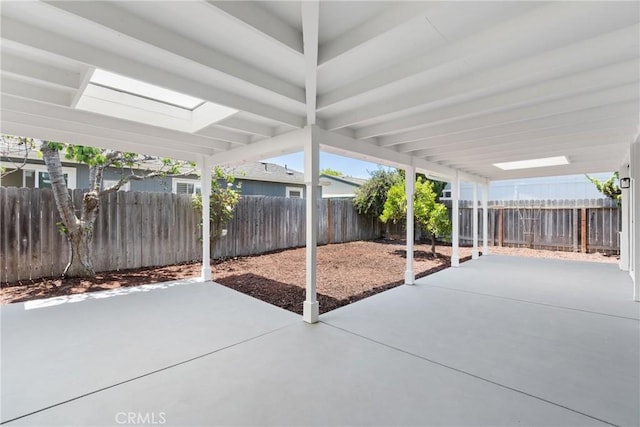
[1,256,638,426]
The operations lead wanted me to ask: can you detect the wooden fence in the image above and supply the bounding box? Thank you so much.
[456,199,620,253]
[0,188,201,283]
[212,196,381,258]
[0,189,382,282]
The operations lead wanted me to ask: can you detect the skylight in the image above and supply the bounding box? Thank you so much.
[76,69,239,133]
[90,69,204,110]
[493,156,569,170]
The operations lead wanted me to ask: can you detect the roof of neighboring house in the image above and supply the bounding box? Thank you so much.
[224,162,304,185]
[320,174,367,187]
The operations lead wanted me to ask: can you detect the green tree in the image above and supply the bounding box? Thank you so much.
[380,177,451,256]
[320,168,342,177]
[586,172,621,205]
[4,136,196,278]
[353,168,401,219]
[192,167,241,245]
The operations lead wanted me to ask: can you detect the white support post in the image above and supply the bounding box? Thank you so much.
[405,165,415,285]
[200,156,212,281]
[482,182,489,255]
[631,141,640,302]
[472,183,479,260]
[451,172,460,267]
[620,163,630,272]
[303,130,320,323]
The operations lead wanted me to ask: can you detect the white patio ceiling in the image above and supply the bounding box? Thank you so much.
[1,1,639,181]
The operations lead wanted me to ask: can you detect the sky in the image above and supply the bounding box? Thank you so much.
[262,151,387,178]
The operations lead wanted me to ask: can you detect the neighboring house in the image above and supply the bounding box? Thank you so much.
[440,173,615,202]
[1,157,310,198]
[320,174,366,198]
[175,162,308,198]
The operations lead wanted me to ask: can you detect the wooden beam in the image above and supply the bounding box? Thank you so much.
[301,1,319,125]
[1,17,305,128]
[319,7,638,115]
[209,128,308,167]
[43,1,305,105]
[318,2,438,65]
[206,1,303,54]
[379,75,639,147]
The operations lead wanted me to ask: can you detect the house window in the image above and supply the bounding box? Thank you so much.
[103,179,130,191]
[286,186,303,198]
[173,179,201,195]
[0,162,77,189]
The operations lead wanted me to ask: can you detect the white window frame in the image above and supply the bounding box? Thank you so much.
[0,162,77,189]
[173,178,201,195]
[286,186,304,199]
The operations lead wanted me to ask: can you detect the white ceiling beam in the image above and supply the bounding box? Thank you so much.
[195,126,251,146]
[319,5,639,113]
[2,109,226,154]
[70,66,95,109]
[411,120,638,161]
[469,161,626,180]
[1,76,72,106]
[1,95,231,152]
[318,2,437,66]
[301,1,319,125]
[382,81,639,147]
[414,124,637,159]
[1,53,80,91]
[397,101,639,153]
[1,120,200,162]
[206,1,303,54]
[326,43,639,131]
[215,116,275,138]
[358,59,640,141]
[440,142,632,169]
[43,1,305,106]
[311,126,484,183]
[209,127,309,167]
[430,130,635,162]
[1,17,305,129]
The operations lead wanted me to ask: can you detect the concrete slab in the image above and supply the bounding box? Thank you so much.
[322,257,640,427]
[417,255,639,319]
[1,280,298,423]
[8,322,605,426]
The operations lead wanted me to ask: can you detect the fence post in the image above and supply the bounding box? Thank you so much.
[572,208,579,252]
[581,208,588,253]
[327,197,331,244]
[498,208,504,247]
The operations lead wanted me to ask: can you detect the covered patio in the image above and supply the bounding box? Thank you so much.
[2,256,638,426]
[1,2,639,425]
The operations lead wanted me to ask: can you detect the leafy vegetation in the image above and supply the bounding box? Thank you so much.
[586,172,621,205]
[192,167,241,242]
[353,168,402,219]
[320,168,342,177]
[379,177,451,256]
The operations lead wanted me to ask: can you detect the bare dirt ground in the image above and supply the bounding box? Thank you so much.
[0,240,617,313]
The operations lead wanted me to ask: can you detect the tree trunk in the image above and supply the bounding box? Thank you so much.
[64,225,95,277]
[41,141,100,278]
[430,233,437,258]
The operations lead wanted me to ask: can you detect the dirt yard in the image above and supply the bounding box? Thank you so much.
[0,240,617,313]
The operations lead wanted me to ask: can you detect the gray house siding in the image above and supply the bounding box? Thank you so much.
[322,178,358,198]
[234,179,304,197]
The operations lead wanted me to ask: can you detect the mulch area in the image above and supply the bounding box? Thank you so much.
[0,240,617,314]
